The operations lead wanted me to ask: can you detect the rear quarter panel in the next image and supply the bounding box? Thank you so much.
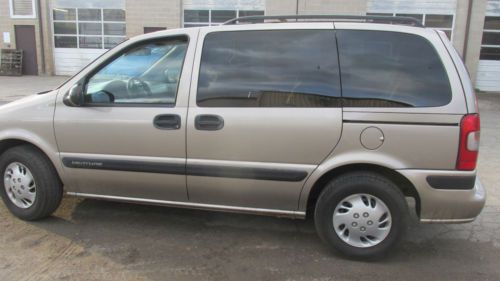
[298,24,468,212]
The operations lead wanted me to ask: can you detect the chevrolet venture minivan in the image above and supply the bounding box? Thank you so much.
[0,15,485,258]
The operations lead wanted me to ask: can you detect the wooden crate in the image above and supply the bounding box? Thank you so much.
[0,49,23,76]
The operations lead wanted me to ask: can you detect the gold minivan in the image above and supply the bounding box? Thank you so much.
[0,15,485,258]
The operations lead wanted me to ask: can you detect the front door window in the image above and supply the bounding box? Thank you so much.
[85,37,188,105]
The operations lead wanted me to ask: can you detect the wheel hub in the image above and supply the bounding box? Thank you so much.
[333,193,392,248]
[3,162,36,209]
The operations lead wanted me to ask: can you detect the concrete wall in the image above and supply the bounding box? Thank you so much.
[125,0,181,38]
[39,0,54,75]
[452,0,470,56]
[451,0,489,84]
[464,0,487,83]
[265,0,298,15]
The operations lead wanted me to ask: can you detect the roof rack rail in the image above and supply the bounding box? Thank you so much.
[223,15,424,27]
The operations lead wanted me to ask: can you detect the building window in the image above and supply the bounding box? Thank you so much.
[9,0,36,18]
[52,8,126,49]
[480,16,500,60]
[183,9,264,27]
[367,13,454,39]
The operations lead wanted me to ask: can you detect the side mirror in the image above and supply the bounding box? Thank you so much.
[63,83,84,107]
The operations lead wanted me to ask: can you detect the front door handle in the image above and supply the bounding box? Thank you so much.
[195,115,224,131]
[153,114,181,130]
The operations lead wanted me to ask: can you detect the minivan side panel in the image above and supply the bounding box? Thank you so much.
[436,30,478,114]
[186,23,343,210]
[336,114,461,169]
[299,25,467,213]
[53,29,199,201]
[334,23,468,115]
[187,107,342,164]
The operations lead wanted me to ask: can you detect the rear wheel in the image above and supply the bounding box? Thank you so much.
[0,145,63,221]
[314,172,407,259]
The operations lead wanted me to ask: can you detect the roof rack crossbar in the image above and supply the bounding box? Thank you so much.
[223,15,424,27]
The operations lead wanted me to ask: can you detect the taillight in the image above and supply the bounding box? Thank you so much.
[457,114,480,170]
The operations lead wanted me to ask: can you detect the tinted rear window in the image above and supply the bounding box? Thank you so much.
[197,30,341,107]
[336,30,452,107]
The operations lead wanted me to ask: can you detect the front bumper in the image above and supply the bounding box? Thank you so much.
[397,169,486,223]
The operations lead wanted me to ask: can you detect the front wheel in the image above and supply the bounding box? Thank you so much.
[314,172,408,259]
[0,145,63,221]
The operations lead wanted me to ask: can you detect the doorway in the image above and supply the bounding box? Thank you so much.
[14,25,38,75]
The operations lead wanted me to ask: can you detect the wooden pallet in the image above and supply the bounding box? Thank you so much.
[0,49,23,76]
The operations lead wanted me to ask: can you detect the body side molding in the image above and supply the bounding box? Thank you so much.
[62,157,310,182]
[67,192,306,219]
[62,157,186,174]
[343,120,459,126]
[186,164,308,181]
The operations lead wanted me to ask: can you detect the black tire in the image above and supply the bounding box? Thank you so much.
[314,172,408,259]
[0,145,63,221]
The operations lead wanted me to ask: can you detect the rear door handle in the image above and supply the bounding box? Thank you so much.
[195,115,224,131]
[153,114,181,130]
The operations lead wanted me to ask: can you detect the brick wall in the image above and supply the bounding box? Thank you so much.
[464,0,488,83]
[126,0,181,37]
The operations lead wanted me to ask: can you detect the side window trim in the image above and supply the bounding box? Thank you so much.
[81,35,190,108]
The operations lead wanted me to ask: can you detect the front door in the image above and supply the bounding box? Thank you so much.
[54,34,194,201]
[186,25,343,212]
[14,25,38,75]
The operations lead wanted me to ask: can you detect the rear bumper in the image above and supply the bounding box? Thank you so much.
[397,169,486,223]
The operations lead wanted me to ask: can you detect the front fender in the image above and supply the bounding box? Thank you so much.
[0,91,68,187]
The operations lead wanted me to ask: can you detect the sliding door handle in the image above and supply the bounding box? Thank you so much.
[195,115,224,131]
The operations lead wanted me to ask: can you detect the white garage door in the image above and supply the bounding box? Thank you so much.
[476,0,500,92]
[52,0,126,76]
